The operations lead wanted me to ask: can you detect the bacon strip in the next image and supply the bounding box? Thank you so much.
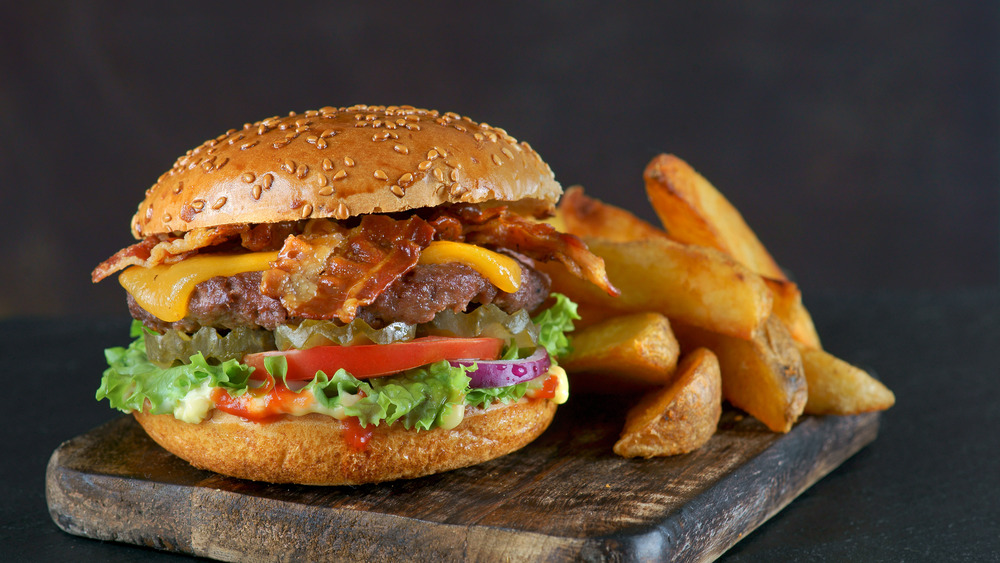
[92,224,270,282]
[261,216,436,322]
[430,205,620,297]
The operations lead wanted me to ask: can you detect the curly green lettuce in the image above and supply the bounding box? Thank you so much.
[97,293,579,429]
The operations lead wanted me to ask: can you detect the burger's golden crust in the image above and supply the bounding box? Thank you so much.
[133,398,557,485]
[132,105,561,238]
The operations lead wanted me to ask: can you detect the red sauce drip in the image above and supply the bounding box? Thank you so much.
[211,378,313,423]
[533,374,559,400]
[342,417,373,451]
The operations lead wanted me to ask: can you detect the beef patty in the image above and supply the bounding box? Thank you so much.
[129,259,551,333]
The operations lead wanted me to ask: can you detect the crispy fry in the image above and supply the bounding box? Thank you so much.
[562,312,680,393]
[539,237,772,341]
[797,342,895,415]
[557,186,668,242]
[763,277,821,349]
[672,316,806,433]
[614,348,722,458]
[644,154,787,281]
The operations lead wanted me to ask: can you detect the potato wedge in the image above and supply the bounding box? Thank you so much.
[614,348,722,458]
[562,312,680,393]
[672,316,806,433]
[557,186,668,242]
[763,277,821,349]
[644,154,787,281]
[539,238,772,341]
[798,342,895,415]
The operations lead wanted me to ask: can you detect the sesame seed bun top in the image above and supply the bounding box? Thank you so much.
[131,105,562,238]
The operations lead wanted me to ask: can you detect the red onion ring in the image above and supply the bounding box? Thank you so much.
[449,347,551,389]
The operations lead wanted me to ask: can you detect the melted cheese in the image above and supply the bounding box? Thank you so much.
[418,241,522,293]
[119,251,279,322]
[119,241,520,324]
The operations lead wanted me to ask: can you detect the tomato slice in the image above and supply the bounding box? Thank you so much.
[244,336,505,380]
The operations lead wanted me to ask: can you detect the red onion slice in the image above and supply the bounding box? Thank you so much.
[450,347,551,389]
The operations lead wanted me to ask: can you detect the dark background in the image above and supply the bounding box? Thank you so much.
[1,2,997,318]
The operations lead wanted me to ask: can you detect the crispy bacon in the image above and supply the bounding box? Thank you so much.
[429,205,619,297]
[91,224,287,282]
[261,216,436,322]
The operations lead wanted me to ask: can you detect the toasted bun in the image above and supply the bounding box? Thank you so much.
[133,398,557,485]
[132,105,561,238]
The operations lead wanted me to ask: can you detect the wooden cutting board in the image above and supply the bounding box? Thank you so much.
[46,396,879,562]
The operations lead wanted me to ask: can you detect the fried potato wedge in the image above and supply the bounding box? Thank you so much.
[539,238,772,341]
[644,154,787,281]
[557,186,668,242]
[763,277,821,349]
[672,316,806,433]
[614,348,722,458]
[797,342,895,415]
[562,312,680,393]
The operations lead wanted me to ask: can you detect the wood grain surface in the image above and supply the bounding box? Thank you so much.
[46,396,879,562]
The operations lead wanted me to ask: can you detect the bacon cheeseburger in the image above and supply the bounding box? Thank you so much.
[93,105,617,485]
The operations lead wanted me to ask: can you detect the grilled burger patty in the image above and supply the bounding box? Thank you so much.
[128,258,551,333]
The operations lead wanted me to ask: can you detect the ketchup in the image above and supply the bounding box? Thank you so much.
[211,378,314,423]
[532,374,559,400]
[342,417,374,451]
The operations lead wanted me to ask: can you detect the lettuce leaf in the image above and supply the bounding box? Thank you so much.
[97,324,255,415]
[531,293,580,359]
[98,293,579,427]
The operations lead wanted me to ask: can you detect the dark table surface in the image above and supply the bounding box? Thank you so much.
[4,290,998,561]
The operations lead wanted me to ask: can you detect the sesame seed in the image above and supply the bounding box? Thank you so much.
[296,164,309,179]
[343,157,355,167]
[212,197,227,210]
[333,170,348,181]
[390,185,405,197]
[282,159,295,173]
[242,172,256,183]
[427,149,439,160]
[240,141,258,150]
[418,160,432,171]
[405,123,420,131]
[474,133,484,142]
[174,182,184,194]
[252,185,262,199]
[163,213,172,222]
[335,202,350,220]
[316,173,328,187]
[399,172,414,186]
[316,138,328,149]
[306,135,318,144]
[374,169,389,181]
[433,168,445,182]
[192,199,206,211]
[502,147,514,159]
[323,158,334,171]
[450,169,460,182]
[453,124,467,133]
[262,173,274,189]
[318,186,335,196]
[492,154,503,166]
[301,203,313,218]
[393,144,409,155]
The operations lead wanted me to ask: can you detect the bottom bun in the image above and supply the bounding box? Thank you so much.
[133,398,557,485]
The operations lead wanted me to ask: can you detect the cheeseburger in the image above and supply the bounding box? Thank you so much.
[93,104,617,485]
